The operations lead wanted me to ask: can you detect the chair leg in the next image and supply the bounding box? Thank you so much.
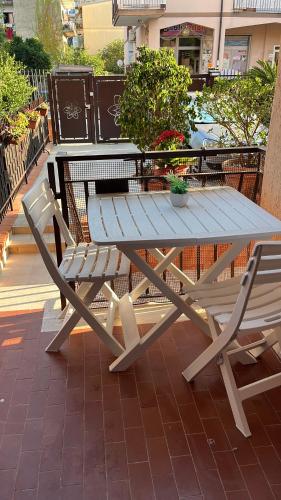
[219,352,251,437]
[45,281,103,352]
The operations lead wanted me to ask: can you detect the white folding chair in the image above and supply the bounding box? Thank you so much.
[182,241,281,437]
[22,178,130,356]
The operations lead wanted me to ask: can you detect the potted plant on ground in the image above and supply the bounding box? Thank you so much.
[166,173,189,208]
[37,102,48,116]
[153,130,187,175]
[5,112,29,145]
[25,110,40,130]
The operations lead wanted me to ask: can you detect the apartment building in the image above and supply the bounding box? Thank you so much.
[76,0,124,55]
[112,0,281,73]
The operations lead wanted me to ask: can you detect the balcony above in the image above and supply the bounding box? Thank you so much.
[233,0,281,13]
[112,0,166,27]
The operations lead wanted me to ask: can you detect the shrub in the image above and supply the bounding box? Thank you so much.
[25,110,40,121]
[119,46,196,151]
[58,46,105,75]
[99,39,124,74]
[9,36,52,70]
[6,112,29,140]
[0,52,34,122]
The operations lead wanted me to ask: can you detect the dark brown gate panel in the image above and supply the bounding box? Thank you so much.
[94,76,126,142]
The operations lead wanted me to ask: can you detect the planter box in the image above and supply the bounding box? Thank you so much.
[38,108,48,117]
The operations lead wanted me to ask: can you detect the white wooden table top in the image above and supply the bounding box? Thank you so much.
[88,187,281,249]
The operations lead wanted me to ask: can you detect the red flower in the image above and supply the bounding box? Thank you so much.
[153,130,185,147]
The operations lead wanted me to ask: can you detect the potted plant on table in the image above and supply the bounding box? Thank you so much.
[166,173,189,208]
[25,110,40,130]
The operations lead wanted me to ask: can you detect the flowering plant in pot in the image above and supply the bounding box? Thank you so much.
[37,102,48,116]
[153,130,186,174]
[25,110,40,130]
[5,112,29,145]
[165,172,189,208]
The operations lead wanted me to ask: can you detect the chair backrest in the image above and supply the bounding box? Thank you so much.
[224,241,281,337]
[22,178,74,288]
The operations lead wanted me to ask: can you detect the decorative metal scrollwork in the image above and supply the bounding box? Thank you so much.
[107,95,121,126]
[63,102,82,120]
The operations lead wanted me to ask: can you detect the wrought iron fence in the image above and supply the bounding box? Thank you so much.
[233,0,281,12]
[0,116,49,223]
[21,69,50,103]
[48,146,265,306]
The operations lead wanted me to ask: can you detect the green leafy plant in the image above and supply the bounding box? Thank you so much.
[248,60,277,86]
[8,36,51,70]
[6,112,29,141]
[58,46,106,76]
[25,110,40,121]
[38,101,48,110]
[165,173,189,194]
[119,46,196,151]
[99,39,124,74]
[196,76,274,146]
[35,0,63,62]
[0,52,34,121]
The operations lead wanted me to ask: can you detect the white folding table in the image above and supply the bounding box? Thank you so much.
[87,187,281,371]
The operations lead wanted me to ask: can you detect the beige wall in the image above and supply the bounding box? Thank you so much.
[261,58,281,218]
[83,0,124,55]
[13,0,36,39]
[226,24,281,67]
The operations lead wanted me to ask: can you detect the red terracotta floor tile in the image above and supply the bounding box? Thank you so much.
[193,390,218,419]
[214,451,245,492]
[104,409,124,443]
[125,427,147,463]
[0,469,16,500]
[254,445,281,485]
[203,418,231,452]
[137,381,157,408]
[129,462,155,500]
[5,404,27,434]
[15,451,41,491]
[119,372,137,399]
[121,398,142,428]
[188,433,216,470]
[172,455,201,497]
[271,484,281,499]
[153,473,179,500]
[240,464,275,500]
[164,421,190,457]
[157,392,180,423]
[14,490,37,500]
[179,402,203,434]
[37,470,61,500]
[147,436,173,476]
[196,467,226,500]
[106,442,128,482]
[108,480,131,500]
[0,434,22,469]
[62,446,83,485]
[141,406,164,438]
[226,491,251,500]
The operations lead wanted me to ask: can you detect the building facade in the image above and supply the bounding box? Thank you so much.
[112,0,281,73]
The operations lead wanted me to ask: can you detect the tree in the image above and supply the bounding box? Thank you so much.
[119,46,195,151]
[58,46,105,75]
[99,39,124,74]
[8,36,51,70]
[35,0,63,62]
[196,76,274,146]
[248,60,277,86]
[0,52,34,121]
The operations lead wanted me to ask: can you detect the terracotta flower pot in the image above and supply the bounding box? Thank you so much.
[39,108,47,116]
[28,118,40,130]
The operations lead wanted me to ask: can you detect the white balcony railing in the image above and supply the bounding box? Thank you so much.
[233,0,281,13]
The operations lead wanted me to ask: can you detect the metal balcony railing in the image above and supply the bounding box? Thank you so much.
[113,0,166,22]
[233,0,281,12]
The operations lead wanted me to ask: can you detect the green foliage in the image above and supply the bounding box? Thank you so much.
[0,52,34,121]
[35,0,63,62]
[197,76,274,146]
[99,39,124,74]
[58,46,105,75]
[38,101,48,110]
[6,112,29,140]
[25,109,40,121]
[119,46,196,151]
[8,36,51,70]
[248,60,277,85]
[165,173,189,194]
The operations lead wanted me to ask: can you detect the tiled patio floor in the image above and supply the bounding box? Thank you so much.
[1,310,281,500]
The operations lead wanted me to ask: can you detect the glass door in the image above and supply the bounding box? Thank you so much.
[177,37,201,74]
